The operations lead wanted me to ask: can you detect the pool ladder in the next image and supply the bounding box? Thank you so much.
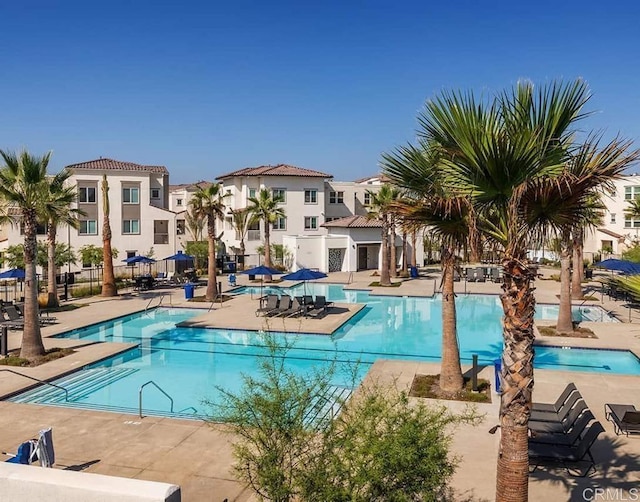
[139,380,173,418]
[0,369,69,402]
[144,294,166,313]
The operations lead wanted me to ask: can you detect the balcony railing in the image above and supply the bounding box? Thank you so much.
[247,230,261,241]
[154,233,169,245]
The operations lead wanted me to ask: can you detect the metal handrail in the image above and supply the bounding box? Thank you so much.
[347,272,354,284]
[145,295,165,313]
[208,292,223,312]
[178,406,198,414]
[0,369,69,401]
[139,380,174,418]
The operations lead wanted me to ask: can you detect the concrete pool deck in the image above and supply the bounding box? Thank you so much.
[0,267,639,500]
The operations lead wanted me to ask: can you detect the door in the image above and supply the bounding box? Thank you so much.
[358,246,368,270]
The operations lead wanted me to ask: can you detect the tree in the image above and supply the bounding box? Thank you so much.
[184,240,208,270]
[189,183,228,300]
[79,244,118,267]
[101,175,117,296]
[42,169,84,307]
[413,80,596,501]
[185,206,205,242]
[366,185,399,286]
[0,149,51,358]
[231,208,253,270]
[247,188,285,281]
[5,243,76,270]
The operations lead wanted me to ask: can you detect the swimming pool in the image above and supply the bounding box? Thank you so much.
[8,287,640,418]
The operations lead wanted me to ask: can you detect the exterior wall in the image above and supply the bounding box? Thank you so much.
[324,181,381,220]
[282,234,349,272]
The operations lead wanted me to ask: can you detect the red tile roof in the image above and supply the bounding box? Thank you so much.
[65,158,169,174]
[353,173,390,184]
[217,164,332,180]
[169,181,215,191]
[322,215,382,228]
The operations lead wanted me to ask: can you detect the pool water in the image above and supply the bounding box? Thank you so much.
[8,287,640,418]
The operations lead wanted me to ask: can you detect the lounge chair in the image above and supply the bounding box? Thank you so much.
[529,421,604,477]
[530,391,583,422]
[532,383,579,413]
[0,310,23,330]
[306,295,333,318]
[267,296,293,317]
[605,403,640,436]
[4,304,56,327]
[489,267,502,283]
[256,294,279,316]
[529,400,588,434]
[529,410,595,446]
[2,428,54,468]
[281,297,306,318]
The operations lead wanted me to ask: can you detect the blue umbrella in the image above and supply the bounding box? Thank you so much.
[123,256,156,264]
[282,268,328,295]
[594,259,640,275]
[0,268,25,279]
[241,265,283,276]
[163,251,194,262]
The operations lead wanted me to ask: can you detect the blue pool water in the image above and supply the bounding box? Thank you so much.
[8,287,640,417]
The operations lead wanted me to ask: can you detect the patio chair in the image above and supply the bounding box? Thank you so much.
[532,383,579,413]
[267,296,293,317]
[0,309,23,330]
[307,295,333,318]
[302,295,314,307]
[529,400,588,434]
[531,390,583,422]
[605,403,640,436]
[3,441,34,465]
[2,427,54,468]
[256,294,280,316]
[489,267,503,283]
[280,297,306,318]
[528,421,604,477]
[475,267,487,282]
[529,409,595,446]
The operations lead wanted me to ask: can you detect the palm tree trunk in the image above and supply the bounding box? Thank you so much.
[390,215,397,278]
[239,241,246,271]
[264,222,273,282]
[20,208,45,359]
[411,230,417,268]
[556,230,574,333]
[379,217,391,286]
[440,247,463,393]
[206,216,218,300]
[572,231,584,300]
[496,255,536,502]
[101,176,117,297]
[46,222,59,308]
[401,230,408,275]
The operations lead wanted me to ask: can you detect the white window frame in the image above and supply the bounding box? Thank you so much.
[272,188,287,202]
[624,216,640,228]
[363,192,371,206]
[176,198,183,206]
[151,188,161,199]
[304,189,318,204]
[123,187,140,204]
[123,219,140,234]
[79,220,97,235]
[304,216,318,230]
[273,216,287,231]
[625,186,640,200]
[79,187,96,204]
[248,188,257,199]
[329,191,344,204]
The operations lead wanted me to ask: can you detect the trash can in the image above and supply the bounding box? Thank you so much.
[249,274,256,281]
[410,266,418,278]
[493,359,502,394]
[585,268,593,279]
[184,283,195,300]
[226,262,237,273]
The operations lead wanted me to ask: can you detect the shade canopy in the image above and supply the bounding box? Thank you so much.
[163,251,194,262]
[240,265,283,276]
[0,268,25,280]
[594,259,640,275]
[122,255,156,265]
[281,268,327,281]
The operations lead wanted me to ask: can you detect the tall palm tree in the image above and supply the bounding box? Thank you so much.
[185,206,205,241]
[190,183,228,300]
[416,80,594,501]
[231,208,253,271]
[0,150,50,359]
[247,188,285,282]
[101,175,117,297]
[383,144,471,394]
[42,170,84,307]
[367,185,398,286]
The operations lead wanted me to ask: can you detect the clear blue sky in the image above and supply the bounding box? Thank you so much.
[1,0,639,183]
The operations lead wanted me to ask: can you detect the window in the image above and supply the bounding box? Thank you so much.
[611,213,616,224]
[177,219,185,235]
[123,187,139,204]
[19,222,47,235]
[176,198,183,207]
[248,188,256,199]
[625,186,640,200]
[304,216,318,230]
[123,219,140,234]
[363,192,371,206]
[79,187,96,203]
[325,217,340,223]
[151,188,160,199]
[273,216,287,230]
[79,220,97,235]
[304,189,318,204]
[248,220,261,241]
[625,217,640,228]
[272,188,286,202]
[329,191,344,204]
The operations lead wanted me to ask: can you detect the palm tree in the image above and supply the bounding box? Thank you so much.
[185,206,205,242]
[101,175,117,297]
[247,188,285,282]
[231,208,253,271]
[190,183,228,300]
[383,144,471,394]
[42,170,84,307]
[415,80,595,501]
[0,149,51,359]
[367,185,399,286]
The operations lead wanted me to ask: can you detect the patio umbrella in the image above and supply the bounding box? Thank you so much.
[163,251,195,262]
[594,259,640,275]
[240,265,284,299]
[0,269,25,302]
[122,256,156,279]
[281,268,328,296]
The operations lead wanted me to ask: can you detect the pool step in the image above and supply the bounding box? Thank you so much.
[303,385,352,430]
[8,368,139,404]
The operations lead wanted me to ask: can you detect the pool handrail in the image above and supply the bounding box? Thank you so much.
[139,380,174,418]
[0,369,69,402]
